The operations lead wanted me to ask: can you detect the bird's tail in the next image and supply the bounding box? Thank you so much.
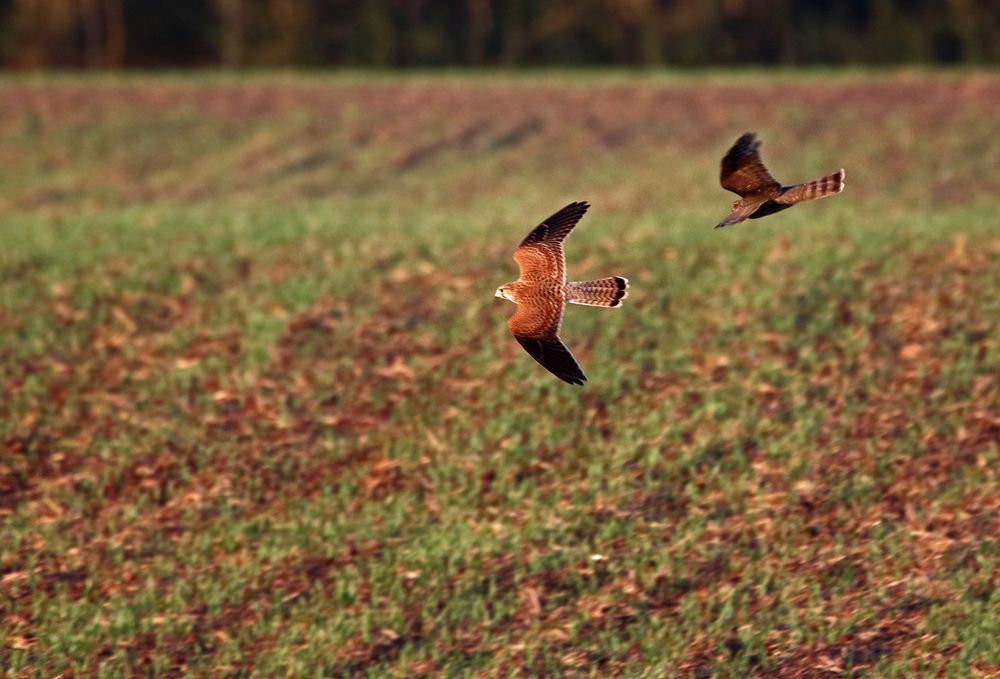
[778,168,845,204]
[567,277,629,307]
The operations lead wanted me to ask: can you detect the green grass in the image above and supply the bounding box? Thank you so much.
[1,71,998,677]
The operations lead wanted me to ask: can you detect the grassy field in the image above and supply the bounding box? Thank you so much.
[0,71,998,677]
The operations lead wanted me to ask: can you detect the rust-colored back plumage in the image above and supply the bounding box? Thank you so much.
[497,202,628,385]
[716,132,845,228]
[506,281,566,339]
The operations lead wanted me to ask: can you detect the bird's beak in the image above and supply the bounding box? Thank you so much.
[495,289,502,298]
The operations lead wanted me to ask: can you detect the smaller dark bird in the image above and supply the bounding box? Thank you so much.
[716,132,845,228]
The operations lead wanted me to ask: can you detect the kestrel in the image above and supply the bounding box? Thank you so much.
[495,201,628,385]
[716,132,845,228]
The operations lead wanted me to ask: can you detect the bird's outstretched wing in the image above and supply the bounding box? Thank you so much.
[507,297,585,385]
[715,199,767,228]
[720,133,780,197]
[513,201,589,282]
[513,335,586,386]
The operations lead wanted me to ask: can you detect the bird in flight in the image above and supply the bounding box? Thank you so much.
[716,132,845,228]
[495,201,628,385]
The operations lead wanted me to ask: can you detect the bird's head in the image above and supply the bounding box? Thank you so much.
[495,285,513,302]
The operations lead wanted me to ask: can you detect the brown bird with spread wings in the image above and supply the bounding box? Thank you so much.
[716,132,845,228]
[496,201,628,385]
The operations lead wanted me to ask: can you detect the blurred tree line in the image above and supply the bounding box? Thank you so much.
[0,0,996,69]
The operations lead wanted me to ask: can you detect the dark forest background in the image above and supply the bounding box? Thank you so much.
[1,0,997,69]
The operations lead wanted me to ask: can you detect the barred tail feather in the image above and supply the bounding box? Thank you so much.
[567,276,629,307]
[778,168,845,204]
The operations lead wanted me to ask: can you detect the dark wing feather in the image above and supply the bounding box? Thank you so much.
[514,335,587,386]
[715,198,767,228]
[518,201,589,249]
[720,132,781,197]
[513,201,589,282]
